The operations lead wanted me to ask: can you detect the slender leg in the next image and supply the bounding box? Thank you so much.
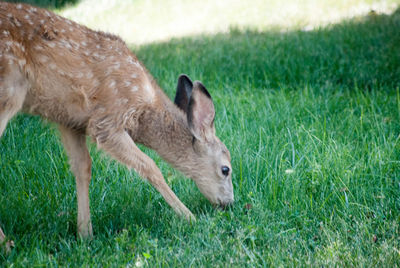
[0,59,28,252]
[93,130,195,221]
[59,126,93,238]
[0,100,19,252]
[0,227,4,243]
[0,106,16,251]
[0,111,11,137]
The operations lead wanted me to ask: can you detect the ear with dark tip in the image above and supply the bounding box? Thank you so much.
[174,74,193,112]
[187,81,215,141]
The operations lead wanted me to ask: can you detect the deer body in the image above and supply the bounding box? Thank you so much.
[0,2,233,249]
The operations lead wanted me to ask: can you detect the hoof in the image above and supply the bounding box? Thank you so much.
[1,240,14,254]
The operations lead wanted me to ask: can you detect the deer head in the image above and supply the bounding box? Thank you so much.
[174,75,234,207]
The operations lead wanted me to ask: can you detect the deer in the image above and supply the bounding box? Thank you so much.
[0,2,234,251]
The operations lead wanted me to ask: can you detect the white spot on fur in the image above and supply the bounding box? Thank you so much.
[59,39,72,50]
[131,74,137,79]
[109,62,120,71]
[69,40,79,49]
[92,79,100,88]
[96,44,101,49]
[14,19,22,27]
[105,67,113,75]
[40,19,45,25]
[131,86,138,92]
[18,59,26,68]
[86,72,93,79]
[3,30,10,36]
[61,29,66,33]
[49,63,56,70]
[117,98,128,105]
[48,42,56,48]
[144,83,155,102]
[124,81,131,87]
[145,84,153,94]
[81,41,87,47]
[126,56,134,64]
[38,55,49,63]
[108,80,116,88]
[16,4,22,9]
[24,14,30,20]
[133,61,142,68]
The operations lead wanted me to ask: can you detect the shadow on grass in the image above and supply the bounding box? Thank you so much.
[6,0,79,9]
[136,8,400,95]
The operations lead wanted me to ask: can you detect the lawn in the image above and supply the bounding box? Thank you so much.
[1,0,400,266]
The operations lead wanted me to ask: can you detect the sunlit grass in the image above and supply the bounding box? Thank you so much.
[59,0,400,44]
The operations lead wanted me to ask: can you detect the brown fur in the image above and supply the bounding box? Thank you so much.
[0,2,233,245]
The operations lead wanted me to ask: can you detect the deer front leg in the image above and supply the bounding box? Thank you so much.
[94,130,195,221]
[59,126,93,238]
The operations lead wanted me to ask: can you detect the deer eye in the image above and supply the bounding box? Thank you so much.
[221,166,230,176]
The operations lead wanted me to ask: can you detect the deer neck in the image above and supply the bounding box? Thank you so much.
[134,89,196,176]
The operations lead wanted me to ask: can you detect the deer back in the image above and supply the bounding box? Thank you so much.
[0,2,155,131]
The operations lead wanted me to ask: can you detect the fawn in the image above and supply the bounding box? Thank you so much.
[0,2,233,249]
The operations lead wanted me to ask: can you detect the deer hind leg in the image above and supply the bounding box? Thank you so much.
[59,126,93,238]
[0,53,28,253]
[90,129,195,221]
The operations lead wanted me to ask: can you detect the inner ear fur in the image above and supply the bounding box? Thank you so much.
[174,74,193,112]
[187,81,215,141]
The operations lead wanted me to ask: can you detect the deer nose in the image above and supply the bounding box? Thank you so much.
[217,197,234,210]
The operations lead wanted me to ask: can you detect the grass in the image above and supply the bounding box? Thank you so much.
[1,0,400,266]
[6,0,77,9]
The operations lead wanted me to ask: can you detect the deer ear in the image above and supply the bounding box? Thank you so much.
[174,74,193,112]
[187,81,215,141]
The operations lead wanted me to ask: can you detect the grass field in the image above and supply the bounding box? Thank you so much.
[1,0,400,266]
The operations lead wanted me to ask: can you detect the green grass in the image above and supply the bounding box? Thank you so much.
[6,0,77,9]
[1,0,400,266]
